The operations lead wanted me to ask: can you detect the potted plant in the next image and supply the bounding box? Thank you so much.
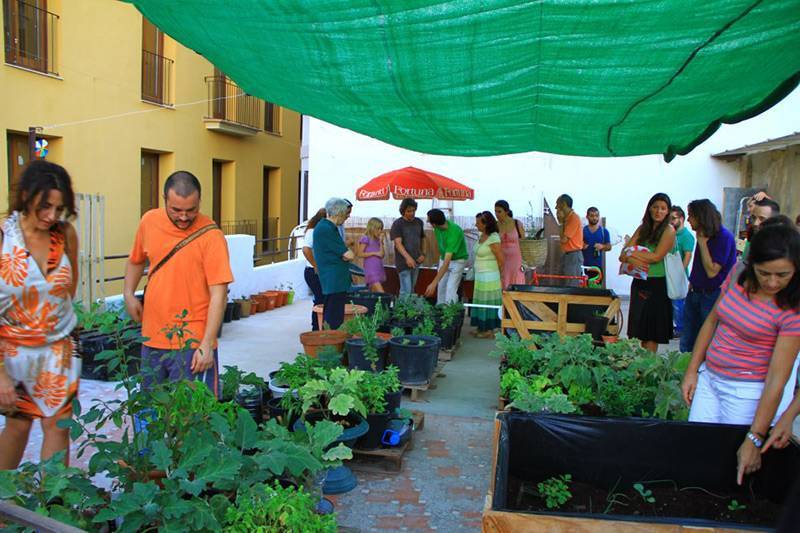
[389,325,440,385]
[293,367,369,494]
[342,302,390,371]
[223,481,337,532]
[355,366,403,450]
[299,328,349,358]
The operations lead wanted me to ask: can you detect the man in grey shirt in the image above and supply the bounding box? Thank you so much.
[390,198,425,294]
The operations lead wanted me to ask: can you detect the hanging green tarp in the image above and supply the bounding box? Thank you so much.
[125,0,800,160]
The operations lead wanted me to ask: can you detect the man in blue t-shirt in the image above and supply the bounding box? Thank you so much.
[670,206,695,339]
[581,207,611,277]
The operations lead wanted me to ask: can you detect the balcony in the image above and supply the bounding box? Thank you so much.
[3,0,59,75]
[204,76,262,136]
[141,49,173,106]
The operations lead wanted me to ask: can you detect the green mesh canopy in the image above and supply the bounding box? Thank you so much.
[125,0,800,160]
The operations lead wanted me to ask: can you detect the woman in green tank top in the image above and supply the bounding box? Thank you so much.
[619,193,676,352]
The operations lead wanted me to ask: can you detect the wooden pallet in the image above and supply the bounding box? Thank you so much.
[401,361,446,401]
[438,338,463,361]
[349,411,425,473]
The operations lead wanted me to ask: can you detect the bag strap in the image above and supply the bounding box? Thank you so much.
[148,224,217,280]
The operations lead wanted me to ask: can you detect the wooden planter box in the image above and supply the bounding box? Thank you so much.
[501,285,620,338]
[483,412,799,532]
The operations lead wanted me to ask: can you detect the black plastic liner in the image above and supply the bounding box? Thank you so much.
[506,284,617,324]
[492,412,800,530]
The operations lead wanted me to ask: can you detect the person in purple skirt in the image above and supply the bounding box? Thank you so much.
[357,217,387,292]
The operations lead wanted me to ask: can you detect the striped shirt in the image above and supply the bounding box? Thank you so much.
[706,271,800,381]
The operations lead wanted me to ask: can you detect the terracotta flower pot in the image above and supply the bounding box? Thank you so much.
[261,292,277,310]
[237,299,252,317]
[277,290,289,306]
[299,329,349,358]
[602,334,619,344]
[312,304,368,331]
[254,295,268,313]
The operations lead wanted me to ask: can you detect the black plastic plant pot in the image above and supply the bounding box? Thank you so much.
[355,411,393,450]
[584,315,609,340]
[385,390,402,415]
[266,396,295,427]
[223,302,235,323]
[345,338,388,372]
[434,324,456,350]
[347,291,396,315]
[388,335,439,385]
[489,412,800,530]
[235,387,263,424]
[388,319,419,335]
[232,301,241,320]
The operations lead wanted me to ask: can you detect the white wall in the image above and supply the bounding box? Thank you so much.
[307,88,800,296]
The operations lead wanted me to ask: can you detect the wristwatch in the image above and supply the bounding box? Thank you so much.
[746,431,764,449]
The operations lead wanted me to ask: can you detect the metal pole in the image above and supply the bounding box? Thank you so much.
[27,126,36,161]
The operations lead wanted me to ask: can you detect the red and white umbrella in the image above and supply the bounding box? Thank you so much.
[356,166,474,201]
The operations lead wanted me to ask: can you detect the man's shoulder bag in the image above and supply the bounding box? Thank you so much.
[141,224,218,306]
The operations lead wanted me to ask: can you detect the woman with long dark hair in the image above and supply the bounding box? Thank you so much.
[471,211,504,338]
[0,160,80,468]
[681,199,737,352]
[302,208,326,330]
[494,200,525,288]
[619,193,676,352]
[681,218,800,484]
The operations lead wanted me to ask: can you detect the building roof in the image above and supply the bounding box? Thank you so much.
[712,132,800,161]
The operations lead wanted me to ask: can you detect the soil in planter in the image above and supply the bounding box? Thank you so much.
[508,476,781,527]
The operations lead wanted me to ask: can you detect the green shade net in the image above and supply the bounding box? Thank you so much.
[125,0,800,160]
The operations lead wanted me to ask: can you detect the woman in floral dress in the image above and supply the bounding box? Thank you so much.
[0,160,80,468]
[471,211,504,338]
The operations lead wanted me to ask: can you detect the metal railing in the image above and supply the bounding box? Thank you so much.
[221,219,258,235]
[142,49,173,105]
[206,76,261,130]
[3,0,58,75]
[255,234,302,265]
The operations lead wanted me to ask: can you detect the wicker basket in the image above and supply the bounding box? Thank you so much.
[519,238,548,267]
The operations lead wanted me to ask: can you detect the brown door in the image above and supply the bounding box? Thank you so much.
[141,18,165,103]
[262,167,272,254]
[212,160,222,225]
[211,68,226,119]
[4,0,49,73]
[6,132,30,199]
[140,151,159,215]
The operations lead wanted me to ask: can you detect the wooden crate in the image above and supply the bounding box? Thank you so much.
[501,289,620,339]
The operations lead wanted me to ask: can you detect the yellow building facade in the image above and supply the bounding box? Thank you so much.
[1,0,301,294]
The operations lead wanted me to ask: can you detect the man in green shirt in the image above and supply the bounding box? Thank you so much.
[424,208,468,304]
[670,206,695,338]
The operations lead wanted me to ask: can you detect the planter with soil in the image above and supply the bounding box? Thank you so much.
[388,335,440,385]
[484,411,800,532]
[78,326,142,381]
[236,298,251,318]
[235,384,265,425]
[385,390,402,415]
[355,411,392,450]
[345,337,389,372]
[223,302,235,323]
[434,323,457,350]
[299,330,349,358]
[268,370,290,399]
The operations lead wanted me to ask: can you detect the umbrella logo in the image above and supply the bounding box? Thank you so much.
[34,139,48,159]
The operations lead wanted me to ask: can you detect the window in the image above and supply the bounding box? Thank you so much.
[141,18,173,105]
[3,0,58,75]
[140,151,160,215]
[6,131,28,198]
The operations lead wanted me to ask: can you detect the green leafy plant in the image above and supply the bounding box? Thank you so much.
[299,367,367,420]
[224,481,336,532]
[490,332,548,377]
[342,302,388,369]
[633,483,656,504]
[507,375,577,414]
[436,301,464,329]
[537,474,572,509]
[411,316,436,336]
[392,293,431,322]
[359,369,397,414]
[390,326,406,338]
[727,499,747,512]
[499,368,527,398]
[221,365,267,402]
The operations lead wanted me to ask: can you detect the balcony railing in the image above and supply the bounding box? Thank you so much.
[221,219,258,236]
[205,76,261,131]
[3,0,58,75]
[264,102,279,133]
[141,49,173,105]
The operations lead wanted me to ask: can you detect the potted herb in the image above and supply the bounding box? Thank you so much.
[355,367,401,450]
[223,482,337,532]
[299,329,350,358]
[342,302,390,371]
[388,326,440,385]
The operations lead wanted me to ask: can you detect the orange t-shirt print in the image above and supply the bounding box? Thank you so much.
[129,209,234,350]
[561,211,584,253]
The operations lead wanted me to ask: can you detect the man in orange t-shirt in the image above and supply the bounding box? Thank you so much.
[124,171,233,396]
[556,193,584,286]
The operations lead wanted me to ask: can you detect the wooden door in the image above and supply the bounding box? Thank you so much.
[141,18,165,103]
[140,151,159,215]
[212,160,222,225]
[4,0,49,73]
[6,132,29,199]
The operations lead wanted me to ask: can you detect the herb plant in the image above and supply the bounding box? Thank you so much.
[537,474,572,509]
[633,483,656,503]
[224,482,336,532]
[728,499,747,511]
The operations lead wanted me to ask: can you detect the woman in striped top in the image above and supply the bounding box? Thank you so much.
[681,219,800,484]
